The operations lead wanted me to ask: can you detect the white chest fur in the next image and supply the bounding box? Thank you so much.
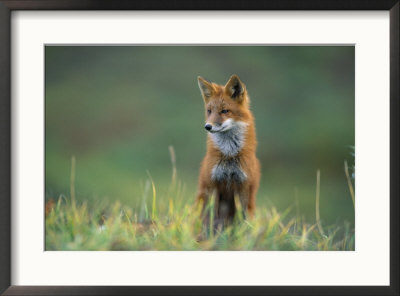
[209,121,248,157]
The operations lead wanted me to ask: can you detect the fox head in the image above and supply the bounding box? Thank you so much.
[197,75,251,133]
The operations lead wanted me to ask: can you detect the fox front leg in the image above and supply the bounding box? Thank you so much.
[236,187,251,220]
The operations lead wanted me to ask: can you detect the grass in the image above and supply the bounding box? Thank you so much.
[45,150,355,251]
[45,195,355,251]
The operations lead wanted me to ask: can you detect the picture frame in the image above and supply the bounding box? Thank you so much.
[0,0,398,295]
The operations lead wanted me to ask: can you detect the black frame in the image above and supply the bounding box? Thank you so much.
[0,1,398,295]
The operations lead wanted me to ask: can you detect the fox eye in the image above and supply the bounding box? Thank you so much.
[221,109,229,114]
[207,109,211,115]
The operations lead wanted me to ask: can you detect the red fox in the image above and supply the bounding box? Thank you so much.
[196,75,260,224]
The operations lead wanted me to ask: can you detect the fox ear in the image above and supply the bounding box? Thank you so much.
[225,74,246,102]
[198,76,214,102]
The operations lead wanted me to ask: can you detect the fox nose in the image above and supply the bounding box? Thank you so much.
[204,124,212,131]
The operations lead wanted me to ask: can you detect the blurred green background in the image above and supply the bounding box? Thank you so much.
[45,46,354,226]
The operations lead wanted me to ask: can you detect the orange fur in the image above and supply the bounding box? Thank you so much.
[196,75,260,222]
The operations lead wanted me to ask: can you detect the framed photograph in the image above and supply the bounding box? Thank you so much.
[0,1,398,295]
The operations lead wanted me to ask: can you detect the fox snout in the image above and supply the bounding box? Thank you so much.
[204,123,212,131]
[204,122,222,133]
[204,119,236,133]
